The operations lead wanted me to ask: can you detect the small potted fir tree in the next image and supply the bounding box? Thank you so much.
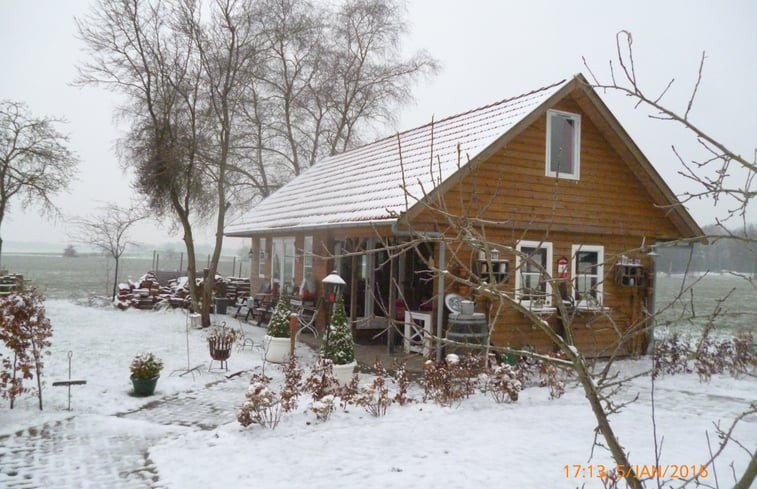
[264,289,292,363]
[130,352,163,396]
[322,296,356,384]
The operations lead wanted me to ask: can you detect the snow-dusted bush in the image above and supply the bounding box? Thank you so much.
[420,354,479,406]
[280,354,303,413]
[695,333,755,381]
[129,352,163,380]
[353,360,391,417]
[654,333,755,382]
[309,395,335,422]
[653,334,693,378]
[0,288,53,409]
[303,357,338,402]
[238,373,282,429]
[483,363,523,403]
[392,360,412,406]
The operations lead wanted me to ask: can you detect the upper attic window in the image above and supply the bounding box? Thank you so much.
[546,109,581,180]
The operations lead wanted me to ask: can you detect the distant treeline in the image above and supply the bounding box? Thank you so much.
[655,225,757,274]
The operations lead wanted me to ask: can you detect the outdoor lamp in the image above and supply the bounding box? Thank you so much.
[322,270,346,303]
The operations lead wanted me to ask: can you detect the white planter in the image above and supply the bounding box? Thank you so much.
[264,335,291,363]
[331,360,357,385]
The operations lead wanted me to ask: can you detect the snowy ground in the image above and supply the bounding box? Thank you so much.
[0,300,755,488]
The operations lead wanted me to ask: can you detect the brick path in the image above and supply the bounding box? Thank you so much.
[0,374,251,488]
[116,376,249,430]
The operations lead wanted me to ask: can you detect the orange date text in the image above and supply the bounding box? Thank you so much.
[563,464,710,479]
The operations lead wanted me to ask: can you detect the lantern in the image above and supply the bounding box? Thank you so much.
[322,270,346,303]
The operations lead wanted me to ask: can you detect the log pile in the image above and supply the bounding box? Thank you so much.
[113,272,250,311]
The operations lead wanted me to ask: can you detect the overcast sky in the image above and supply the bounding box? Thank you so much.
[0,0,755,251]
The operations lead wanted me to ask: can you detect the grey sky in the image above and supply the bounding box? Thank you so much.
[1,0,755,250]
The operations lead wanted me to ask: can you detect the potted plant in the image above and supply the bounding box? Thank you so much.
[130,352,163,396]
[207,325,237,371]
[321,296,356,384]
[264,289,292,363]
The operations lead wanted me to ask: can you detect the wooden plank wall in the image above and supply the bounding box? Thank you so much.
[410,95,679,356]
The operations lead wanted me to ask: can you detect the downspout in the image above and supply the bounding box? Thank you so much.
[392,220,446,362]
[645,245,657,355]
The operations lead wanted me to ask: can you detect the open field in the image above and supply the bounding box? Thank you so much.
[2,253,754,338]
[2,252,250,300]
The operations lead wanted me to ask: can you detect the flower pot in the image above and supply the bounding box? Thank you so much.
[264,335,291,363]
[131,376,159,396]
[331,360,357,385]
[214,297,229,315]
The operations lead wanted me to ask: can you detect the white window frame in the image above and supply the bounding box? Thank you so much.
[257,237,267,278]
[515,240,553,308]
[545,109,581,180]
[571,244,604,308]
[271,237,295,291]
[302,235,313,280]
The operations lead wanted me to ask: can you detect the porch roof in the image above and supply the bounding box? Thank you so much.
[224,79,569,236]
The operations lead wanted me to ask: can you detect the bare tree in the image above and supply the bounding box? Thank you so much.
[324,0,439,156]
[0,101,78,266]
[230,0,439,199]
[76,0,256,325]
[76,0,436,325]
[70,203,147,300]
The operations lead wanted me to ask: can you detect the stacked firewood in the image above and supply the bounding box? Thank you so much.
[113,272,250,311]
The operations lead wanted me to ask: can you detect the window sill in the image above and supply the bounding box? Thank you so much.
[519,305,556,315]
[573,305,610,314]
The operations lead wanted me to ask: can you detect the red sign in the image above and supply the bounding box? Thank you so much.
[557,256,569,279]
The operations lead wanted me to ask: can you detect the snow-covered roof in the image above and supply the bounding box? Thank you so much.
[225,78,570,236]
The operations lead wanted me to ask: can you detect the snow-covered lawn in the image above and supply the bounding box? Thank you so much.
[1,300,755,488]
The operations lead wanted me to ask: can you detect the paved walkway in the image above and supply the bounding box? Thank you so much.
[0,374,252,489]
[0,333,424,488]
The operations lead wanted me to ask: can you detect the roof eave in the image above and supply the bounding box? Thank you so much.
[224,218,397,238]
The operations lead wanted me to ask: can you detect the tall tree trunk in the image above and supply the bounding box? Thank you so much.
[733,451,757,489]
[112,257,119,300]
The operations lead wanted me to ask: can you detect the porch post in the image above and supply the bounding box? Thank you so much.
[388,249,397,353]
[435,240,446,362]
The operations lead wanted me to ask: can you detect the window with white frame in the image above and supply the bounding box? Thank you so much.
[258,237,267,278]
[333,241,344,276]
[515,240,553,307]
[571,244,604,307]
[271,237,295,291]
[302,235,313,279]
[546,109,581,180]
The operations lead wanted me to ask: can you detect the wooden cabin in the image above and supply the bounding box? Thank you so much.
[225,74,702,359]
